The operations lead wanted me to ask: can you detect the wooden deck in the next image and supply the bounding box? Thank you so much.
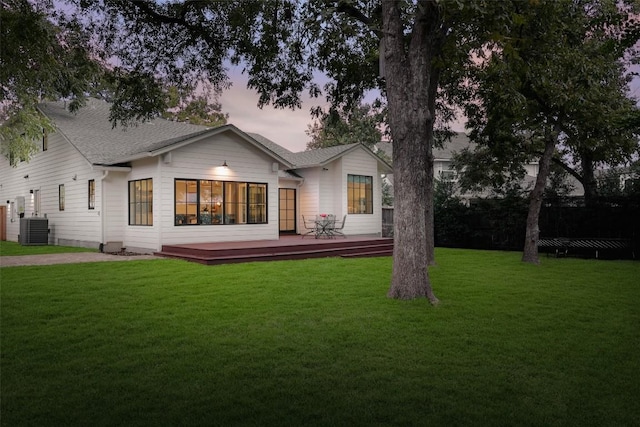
[155,235,394,265]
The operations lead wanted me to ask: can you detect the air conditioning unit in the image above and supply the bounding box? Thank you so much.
[19,217,49,245]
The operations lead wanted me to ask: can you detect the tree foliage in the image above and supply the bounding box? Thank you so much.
[163,86,228,127]
[456,0,640,263]
[0,0,107,164]
[305,102,384,150]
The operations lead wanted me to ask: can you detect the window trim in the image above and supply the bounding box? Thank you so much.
[347,174,373,215]
[88,179,95,210]
[128,178,153,226]
[58,184,65,211]
[174,178,268,226]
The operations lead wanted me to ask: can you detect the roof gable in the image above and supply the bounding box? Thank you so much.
[39,99,292,167]
[39,98,389,172]
[245,133,392,172]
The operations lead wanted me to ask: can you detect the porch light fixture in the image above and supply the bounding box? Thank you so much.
[222,160,228,168]
[23,174,29,179]
[30,189,34,194]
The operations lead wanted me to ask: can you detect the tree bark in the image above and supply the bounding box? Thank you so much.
[522,131,556,264]
[580,149,598,208]
[383,0,439,303]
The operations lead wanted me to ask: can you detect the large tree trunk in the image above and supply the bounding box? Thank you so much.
[580,149,598,207]
[522,132,556,264]
[383,0,439,303]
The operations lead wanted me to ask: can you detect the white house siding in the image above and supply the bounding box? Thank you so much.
[154,132,280,250]
[524,163,539,177]
[434,160,453,179]
[101,171,128,248]
[0,132,103,248]
[338,149,383,236]
[319,161,339,217]
[297,168,320,229]
[121,157,160,253]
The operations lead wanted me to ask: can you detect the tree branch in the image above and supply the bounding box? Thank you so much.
[336,0,382,38]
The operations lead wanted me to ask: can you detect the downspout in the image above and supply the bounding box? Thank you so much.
[99,170,109,252]
[297,178,305,234]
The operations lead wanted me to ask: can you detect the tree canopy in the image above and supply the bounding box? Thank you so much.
[0,0,107,164]
[456,0,640,263]
[7,0,637,298]
[305,102,384,150]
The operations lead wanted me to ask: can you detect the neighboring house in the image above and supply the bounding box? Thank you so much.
[1,98,391,252]
[376,132,583,203]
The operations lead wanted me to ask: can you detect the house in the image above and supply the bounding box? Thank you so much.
[0,98,391,252]
[376,132,584,203]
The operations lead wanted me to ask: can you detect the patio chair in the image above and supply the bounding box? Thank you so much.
[301,215,318,239]
[332,214,347,237]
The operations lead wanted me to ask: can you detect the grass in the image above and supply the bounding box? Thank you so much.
[0,241,96,256]
[1,249,639,426]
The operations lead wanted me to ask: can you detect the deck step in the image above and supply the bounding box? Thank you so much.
[154,238,393,265]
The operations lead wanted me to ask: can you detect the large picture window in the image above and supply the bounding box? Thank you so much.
[129,178,153,226]
[174,179,267,225]
[348,174,373,214]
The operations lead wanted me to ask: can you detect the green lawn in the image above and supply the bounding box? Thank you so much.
[1,249,639,426]
[0,241,96,256]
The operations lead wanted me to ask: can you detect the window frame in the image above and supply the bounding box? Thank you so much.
[174,178,268,226]
[88,179,95,210]
[128,178,153,226]
[347,174,373,215]
[58,184,65,211]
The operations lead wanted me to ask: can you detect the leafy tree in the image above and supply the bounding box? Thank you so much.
[0,0,106,164]
[598,160,640,198]
[56,0,480,302]
[458,0,639,264]
[433,176,469,248]
[306,102,384,150]
[163,86,228,127]
[17,0,519,302]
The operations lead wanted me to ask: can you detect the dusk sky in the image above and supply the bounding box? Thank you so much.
[220,62,640,153]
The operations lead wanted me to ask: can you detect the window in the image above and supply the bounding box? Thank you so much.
[58,184,65,211]
[129,178,153,225]
[439,170,457,182]
[348,174,373,214]
[174,179,267,225]
[88,180,95,210]
[248,183,267,223]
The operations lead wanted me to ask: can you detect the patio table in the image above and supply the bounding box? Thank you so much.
[314,215,336,239]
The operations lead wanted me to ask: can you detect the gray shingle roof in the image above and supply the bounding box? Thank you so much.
[247,133,390,170]
[39,98,210,165]
[246,132,295,161]
[288,143,362,167]
[39,98,387,171]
